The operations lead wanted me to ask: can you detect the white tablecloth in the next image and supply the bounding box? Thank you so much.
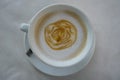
[0,0,120,80]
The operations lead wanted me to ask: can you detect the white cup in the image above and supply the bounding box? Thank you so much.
[20,4,95,76]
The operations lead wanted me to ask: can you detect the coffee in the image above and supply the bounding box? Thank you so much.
[45,19,77,50]
[34,10,87,61]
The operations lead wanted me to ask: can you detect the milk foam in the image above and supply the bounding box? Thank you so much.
[36,10,87,61]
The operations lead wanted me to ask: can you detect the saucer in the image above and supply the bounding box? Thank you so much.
[24,33,95,76]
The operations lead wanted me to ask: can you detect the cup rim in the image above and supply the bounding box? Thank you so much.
[28,3,94,67]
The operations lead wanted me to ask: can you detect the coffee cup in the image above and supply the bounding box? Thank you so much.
[20,4,95,76]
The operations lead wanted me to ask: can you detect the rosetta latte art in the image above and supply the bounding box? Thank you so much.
[45,19,77,50]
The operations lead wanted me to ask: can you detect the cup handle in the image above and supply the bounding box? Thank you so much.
[20,23,30,32]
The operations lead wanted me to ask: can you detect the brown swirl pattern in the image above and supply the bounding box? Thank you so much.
[45,19,77,50]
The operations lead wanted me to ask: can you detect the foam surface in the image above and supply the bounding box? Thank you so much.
[37,11,87,61]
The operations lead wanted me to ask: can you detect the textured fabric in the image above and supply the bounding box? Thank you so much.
[0,0,120,80]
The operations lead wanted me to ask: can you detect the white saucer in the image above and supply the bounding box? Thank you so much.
[24,33,95,76]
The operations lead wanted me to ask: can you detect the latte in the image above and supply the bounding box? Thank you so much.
[34,10,87,61]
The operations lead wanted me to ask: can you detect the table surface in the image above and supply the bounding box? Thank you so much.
[0,0,120,80]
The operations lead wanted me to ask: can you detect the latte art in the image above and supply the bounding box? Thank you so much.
[45,19,77,50]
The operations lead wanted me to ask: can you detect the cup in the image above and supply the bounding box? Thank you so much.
[20,3,95,76]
